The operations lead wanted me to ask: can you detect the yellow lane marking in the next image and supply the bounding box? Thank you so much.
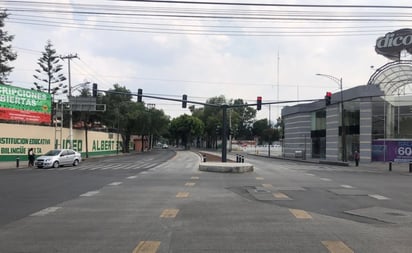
[262,183,273,188]
[176,192,190,198]
[185,182,196,186]
[160,209,179,218]
[191,176,199,180]
[322,241,354,253]
[289,209,313,219]
[133,241,161,253]
[256,177,264,180]
[273,192,290,199]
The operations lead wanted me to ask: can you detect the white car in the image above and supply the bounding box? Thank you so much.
[35,149,82,169]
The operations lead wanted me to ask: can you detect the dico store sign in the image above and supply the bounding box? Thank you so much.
[375,28,412,60]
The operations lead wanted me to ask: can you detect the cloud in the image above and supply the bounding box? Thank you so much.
[4,0,412,119]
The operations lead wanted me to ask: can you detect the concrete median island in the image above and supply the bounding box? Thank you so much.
[198,162,253,173]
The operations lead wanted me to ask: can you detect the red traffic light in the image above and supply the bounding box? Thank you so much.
[325,92,332,106]
[257,96,262,110]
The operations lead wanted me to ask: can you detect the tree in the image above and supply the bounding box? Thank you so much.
[252,118,268,145]
[230,98,256,140]
[0,11,17,84]
[169,114,204,149]
[97,84,133,152]
[93,84,170,153]
[202,95,226,148]
[33,40,67,95]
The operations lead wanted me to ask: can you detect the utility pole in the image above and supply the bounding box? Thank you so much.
[60,53,78,149]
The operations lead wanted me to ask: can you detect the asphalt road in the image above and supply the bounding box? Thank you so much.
[0,150,411,253]
[0,149,176,227]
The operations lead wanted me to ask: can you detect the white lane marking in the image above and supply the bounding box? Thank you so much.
[320,178,332,181]
[341,184,354,189]
[141,171,148,174]
[30,207,61,217]
[80,191,100,197]
[109,182,123,186]
[127,176,138,179]
[305,173,315,176]
[369,194,390,200]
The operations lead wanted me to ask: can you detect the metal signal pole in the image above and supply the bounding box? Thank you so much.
[61,53,78,149]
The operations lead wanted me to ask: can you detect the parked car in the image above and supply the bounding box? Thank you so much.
[35,149,82,169]
[162,144,169,149]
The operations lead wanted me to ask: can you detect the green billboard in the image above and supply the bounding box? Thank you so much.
[0,84,52,123]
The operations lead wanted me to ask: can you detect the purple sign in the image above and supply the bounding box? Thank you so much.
[372,140,412,162]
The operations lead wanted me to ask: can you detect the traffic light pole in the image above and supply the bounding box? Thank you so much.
[221,105,228,162]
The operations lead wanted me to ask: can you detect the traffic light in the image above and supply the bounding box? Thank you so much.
[137,88,143,103]
[216,125,222,136]
[182,94,187,108]
[257,96,262,110]
[92,83,97,97]
[325,92,332,106]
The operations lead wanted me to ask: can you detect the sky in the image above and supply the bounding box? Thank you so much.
[2,0,411,120]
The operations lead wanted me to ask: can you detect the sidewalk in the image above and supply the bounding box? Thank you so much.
[0,161,26,170]
[200,149,412,175]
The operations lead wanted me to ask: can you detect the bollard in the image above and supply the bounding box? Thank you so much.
[389,162,392,171]
[241,155,244,163]
[409,163,412,173]
[16,157,20,168]
[203,154,206,162]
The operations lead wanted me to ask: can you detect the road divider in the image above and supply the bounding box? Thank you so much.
[80,191,99,197]
[30,207,61,217]
[289,209,313,219]
[176,192,190,198]
[133,241,160,253]
[322,240,354,253]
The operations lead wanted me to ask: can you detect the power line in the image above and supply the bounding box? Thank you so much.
[113,0,412,9]
[4,1,412,37]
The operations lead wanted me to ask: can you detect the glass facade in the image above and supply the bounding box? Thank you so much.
[371,96,412,162]
[372,96,412,140]
[309,100,361,161]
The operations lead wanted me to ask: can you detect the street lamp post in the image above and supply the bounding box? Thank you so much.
[316,73,346,162]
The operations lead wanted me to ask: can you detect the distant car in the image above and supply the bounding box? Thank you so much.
[162,144,169,149]
[35,149,82,169]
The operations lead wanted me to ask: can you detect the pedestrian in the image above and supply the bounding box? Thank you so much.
[28,148,35,167]
[354,150,360,167]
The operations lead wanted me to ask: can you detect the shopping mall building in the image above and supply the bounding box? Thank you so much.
[281,28,412,163]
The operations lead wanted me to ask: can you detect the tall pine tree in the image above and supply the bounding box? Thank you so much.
[0,11,17,84]
[33,40,67,95]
